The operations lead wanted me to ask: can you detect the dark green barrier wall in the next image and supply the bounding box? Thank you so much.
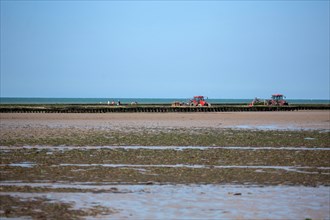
[0,104,329,113]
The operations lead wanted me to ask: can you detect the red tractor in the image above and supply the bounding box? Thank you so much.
[266,94,288,106]
[189,96,211,107]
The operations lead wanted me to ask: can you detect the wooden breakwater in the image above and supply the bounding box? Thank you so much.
[0,104,329,113]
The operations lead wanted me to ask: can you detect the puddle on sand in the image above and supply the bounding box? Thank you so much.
[229,124,330,131]
[304,137,316,140]
[1,184,329,219]
[2,160,328,175]
[0,162,36,168]
[53,164,330,175]
[231,124,298,130]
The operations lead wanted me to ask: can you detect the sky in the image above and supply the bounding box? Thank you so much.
[1,1,329,99]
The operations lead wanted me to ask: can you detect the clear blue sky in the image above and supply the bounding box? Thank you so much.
[1,1,329,99]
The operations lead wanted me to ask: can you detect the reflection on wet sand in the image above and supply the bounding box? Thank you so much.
[1,184,329,219]
[1,145,329,219]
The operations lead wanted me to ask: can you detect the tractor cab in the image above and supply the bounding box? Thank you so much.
[271,94,285,101]
[190,96,210,106]
[269,94,288,106]
[194,96,205,103]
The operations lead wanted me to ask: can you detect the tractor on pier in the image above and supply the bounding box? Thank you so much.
[249,94,289,106]
[266,94,288,106]
[189,96,211,107]
[249,97,266,106]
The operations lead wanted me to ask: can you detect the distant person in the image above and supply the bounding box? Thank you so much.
[117,100,121,106]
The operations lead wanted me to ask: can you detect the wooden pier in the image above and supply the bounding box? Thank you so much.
[0,104,329,113]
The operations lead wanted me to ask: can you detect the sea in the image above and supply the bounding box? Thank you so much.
[0,97,329,104]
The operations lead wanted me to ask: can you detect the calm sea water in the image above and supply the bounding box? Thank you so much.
[0,97,329,104]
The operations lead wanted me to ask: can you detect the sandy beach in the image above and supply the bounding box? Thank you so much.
[1,110,329,147]
[1,111,329,130]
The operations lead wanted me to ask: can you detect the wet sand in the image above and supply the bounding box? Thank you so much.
[1,145,330,219]
[1,111,329,219]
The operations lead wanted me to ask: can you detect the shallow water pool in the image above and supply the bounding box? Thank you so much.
[1,184,329,219]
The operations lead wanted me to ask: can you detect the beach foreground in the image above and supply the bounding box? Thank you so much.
[1,111,329,219]
[1,111,329,130]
